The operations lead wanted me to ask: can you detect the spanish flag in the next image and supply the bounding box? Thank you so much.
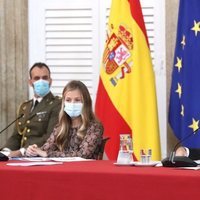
[95,0,161,160]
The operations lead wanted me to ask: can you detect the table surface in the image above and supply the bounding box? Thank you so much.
[0,160,199,200]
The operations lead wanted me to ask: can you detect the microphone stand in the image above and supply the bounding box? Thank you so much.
[169,151,175,164]
[0,114,24,135]
[0,114,24,161]
[162,127,200,167]
[171,128,200,164]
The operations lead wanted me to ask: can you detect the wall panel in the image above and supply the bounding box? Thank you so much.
[0,0,28,147]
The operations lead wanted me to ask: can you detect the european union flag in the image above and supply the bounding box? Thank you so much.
[169,0,200,147]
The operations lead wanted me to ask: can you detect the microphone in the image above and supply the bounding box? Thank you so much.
[0,113,24,161]
[161,128,199,167]
[0,113,24,135]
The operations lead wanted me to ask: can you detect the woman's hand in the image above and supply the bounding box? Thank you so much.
[34,148,47,157]
[25,144,48,157]
[25,144,38,157]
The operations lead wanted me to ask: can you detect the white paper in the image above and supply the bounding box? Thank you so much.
[50,157,93,162]
[7,161,63,167]
[10,157,93,162]
[10,157,52,162]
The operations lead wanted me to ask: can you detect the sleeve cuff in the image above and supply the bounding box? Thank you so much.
[1,148,11,156]
[19,148,26,156]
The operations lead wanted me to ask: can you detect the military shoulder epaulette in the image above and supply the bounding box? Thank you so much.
[16,99,32,114]
[18,99,32,107]
[25,99,32,102]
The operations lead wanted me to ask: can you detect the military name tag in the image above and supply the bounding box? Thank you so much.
[36,111,47,119]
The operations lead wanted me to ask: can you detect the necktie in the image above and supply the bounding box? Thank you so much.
[34,100,39,109]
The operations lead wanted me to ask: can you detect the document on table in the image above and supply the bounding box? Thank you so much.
[10,157,92,162]
[7,161,63,167]
[10,157,52,162]
[50,157,93,162]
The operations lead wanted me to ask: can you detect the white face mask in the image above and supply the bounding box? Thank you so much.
[64,102,83,118]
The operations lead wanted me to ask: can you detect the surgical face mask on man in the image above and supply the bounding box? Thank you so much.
[64,102,83,118]
[33,79,50,97]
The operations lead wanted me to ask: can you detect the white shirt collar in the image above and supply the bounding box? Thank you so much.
[33,97,42,103]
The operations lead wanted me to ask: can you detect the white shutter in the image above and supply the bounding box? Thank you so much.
[141,0,155,63]
[29,0,100,98]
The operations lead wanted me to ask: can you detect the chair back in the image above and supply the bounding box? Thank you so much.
[97,137,110,160]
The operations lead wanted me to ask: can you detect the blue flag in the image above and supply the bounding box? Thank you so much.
[169,0,200,147]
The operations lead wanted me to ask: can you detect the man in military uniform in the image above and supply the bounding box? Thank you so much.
[1,62,61,157]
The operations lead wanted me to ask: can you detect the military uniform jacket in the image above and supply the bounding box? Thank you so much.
[4,92,62,150]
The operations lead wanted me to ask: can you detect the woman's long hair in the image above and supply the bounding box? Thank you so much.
[55,80,96,151]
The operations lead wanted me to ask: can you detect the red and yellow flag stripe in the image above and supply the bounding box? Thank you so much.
[95,0,161,160]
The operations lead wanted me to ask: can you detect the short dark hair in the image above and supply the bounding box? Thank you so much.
[29,62,51,78]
